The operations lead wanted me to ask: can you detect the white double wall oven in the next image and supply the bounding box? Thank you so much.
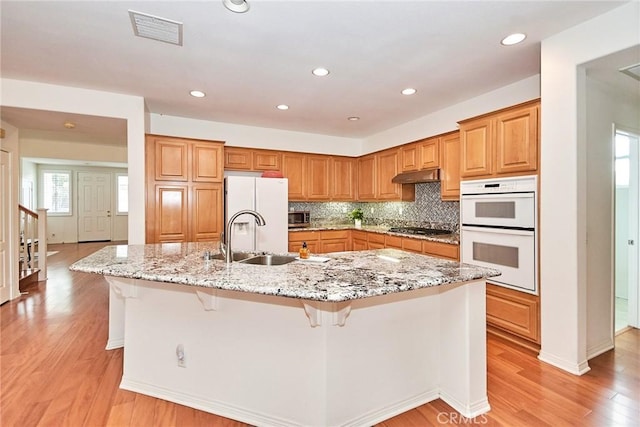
[461,175,538,295]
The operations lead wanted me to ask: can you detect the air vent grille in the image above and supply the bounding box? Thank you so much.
[129,10,183,46]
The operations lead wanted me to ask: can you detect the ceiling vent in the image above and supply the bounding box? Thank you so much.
[129,10,183,46]
[619,63,640,82]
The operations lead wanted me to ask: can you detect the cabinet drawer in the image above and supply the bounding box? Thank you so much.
[385,235,402,249]
[367,233,385,245]
[351,230,367,241]
[422,240,459,260]
[486,284,539,343]
[320,239,349,253]
[320,230,349,240]
[401,237,423,253]
[288,231,318,243]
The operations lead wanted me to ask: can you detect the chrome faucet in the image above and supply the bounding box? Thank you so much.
[224,210,266,264]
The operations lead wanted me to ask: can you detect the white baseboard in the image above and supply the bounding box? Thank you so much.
[342,389,439,427]
[538,351,591,376]
[587,339,614,360]
[439,390,491,419]
[105,338,124,350]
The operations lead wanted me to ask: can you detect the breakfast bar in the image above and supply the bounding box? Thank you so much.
[70,243,499,427]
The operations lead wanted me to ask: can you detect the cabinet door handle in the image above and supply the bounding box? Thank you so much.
[629,239,635,246]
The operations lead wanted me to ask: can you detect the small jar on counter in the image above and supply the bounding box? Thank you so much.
[299,241,309,259]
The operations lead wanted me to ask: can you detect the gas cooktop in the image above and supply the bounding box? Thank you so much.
[387,227,451,236]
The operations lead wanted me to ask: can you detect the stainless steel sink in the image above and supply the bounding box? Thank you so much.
[208,252,255,262]
[239,254,297,266]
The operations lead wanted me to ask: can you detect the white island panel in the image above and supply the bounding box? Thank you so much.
[114,278,487,427]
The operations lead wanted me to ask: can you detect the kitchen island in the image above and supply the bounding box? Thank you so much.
[70,243,499,427]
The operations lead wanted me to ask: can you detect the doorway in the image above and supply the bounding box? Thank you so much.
[614,127,640,332]
[77,172,112,242]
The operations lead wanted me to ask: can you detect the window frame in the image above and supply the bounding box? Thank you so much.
[41,169,73,216]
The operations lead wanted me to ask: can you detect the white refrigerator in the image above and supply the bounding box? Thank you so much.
[224,176,289,253]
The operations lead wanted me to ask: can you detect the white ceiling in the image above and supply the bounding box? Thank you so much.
[0,0,631,144]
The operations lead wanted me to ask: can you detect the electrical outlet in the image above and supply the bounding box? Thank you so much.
[399,206,403,215]
[342,207,347,213]
[176,344,186,368]
[370,207,375,214]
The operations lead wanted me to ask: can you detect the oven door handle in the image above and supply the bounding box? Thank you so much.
[460,192,534,200]
[461,225,534,236]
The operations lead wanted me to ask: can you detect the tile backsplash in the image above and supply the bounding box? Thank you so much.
[289,182,460,232]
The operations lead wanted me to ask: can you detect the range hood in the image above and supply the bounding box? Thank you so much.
[391,168,440,184]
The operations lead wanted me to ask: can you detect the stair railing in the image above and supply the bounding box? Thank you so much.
[18,205,48,281]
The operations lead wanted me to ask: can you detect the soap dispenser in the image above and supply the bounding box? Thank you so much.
[299,241,309,259]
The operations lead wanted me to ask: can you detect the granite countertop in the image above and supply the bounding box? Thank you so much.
[70,243,498,303]
[289,224,460,245]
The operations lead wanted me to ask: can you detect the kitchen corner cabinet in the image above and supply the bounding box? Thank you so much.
[460,100,539,179]
[358,150,414,201]
[145,135,224,244]
[440,131,461,201]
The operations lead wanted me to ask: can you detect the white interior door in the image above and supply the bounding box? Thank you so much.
[626,131,639,328]
[1,150,12,304]
[78,172,112,242]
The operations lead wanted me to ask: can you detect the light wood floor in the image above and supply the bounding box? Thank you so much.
[1,242,638,426]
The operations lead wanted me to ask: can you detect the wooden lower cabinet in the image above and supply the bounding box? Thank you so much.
[486,284,540,348]
[288,231,319,253]
[384,235,402,249]
[319,230,350,253]
[422,240,459,260]
[401,237,423,253]
[351,230,368,251]
[367,233,385,249]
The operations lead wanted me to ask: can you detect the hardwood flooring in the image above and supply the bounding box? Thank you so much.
[1,242,638,426]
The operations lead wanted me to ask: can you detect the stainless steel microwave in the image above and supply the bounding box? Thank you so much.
[288,211,310,228]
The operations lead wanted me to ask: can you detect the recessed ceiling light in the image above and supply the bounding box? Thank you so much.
[190,90,206,98]
[276,104,289,110]
[501,33,526,46]
[348,117,360,121]
[312,67,330,77]
[222,0,250,13]
[401,88,417,96]
[63,121,76,129]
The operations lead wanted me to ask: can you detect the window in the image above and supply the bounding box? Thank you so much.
[117,174,128,214]
[42,171,71,215]
[615,132,631,187]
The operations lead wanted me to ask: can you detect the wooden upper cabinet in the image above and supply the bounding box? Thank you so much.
[459,99,540,180]
[224,147,252,170]
[377,149,401,199]
[440,132,461,201]
[224,147,282,171]
[307,155,331,200]
[495,104,539,175]
[253,150,281,171]
[400,143,419,172]
[377,148,414,201]
[357,154,376,200]
[192,143,223,182]
[282,152,307,200]
[331,156,356,200]
[460,117,493,178]
[419,137,439,169]
[154,138,189,181]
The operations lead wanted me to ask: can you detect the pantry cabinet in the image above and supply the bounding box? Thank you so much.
[146,134,224,244]
[460,100,539,179]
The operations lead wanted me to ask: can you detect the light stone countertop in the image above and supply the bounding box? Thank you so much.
[70,243,498,302]
[288,224,460,245]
